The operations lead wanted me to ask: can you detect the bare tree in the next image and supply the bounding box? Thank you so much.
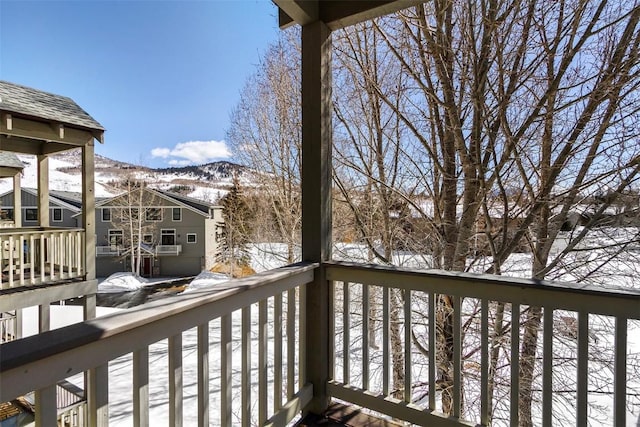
[331,1,640,423]
[227,31,302,265]
[106,180,163,276]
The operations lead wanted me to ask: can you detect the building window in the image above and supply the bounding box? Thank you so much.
[0,208,14,221]
[172,207,181,221]
[146,208,162,222]
[108,230,123,249]
[102,208,111,222]
[25,208,38,221]
[186,233,197,244]
[161,229,176,245]
[52,208,63,222]
[143,234,153,244]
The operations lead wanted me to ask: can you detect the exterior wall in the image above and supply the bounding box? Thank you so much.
[95,190,217,277]
[0,190,79,228]
[96,257,126,277]
[157,206,206,277]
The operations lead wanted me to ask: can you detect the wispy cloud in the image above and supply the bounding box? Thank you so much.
[151,140,231,165]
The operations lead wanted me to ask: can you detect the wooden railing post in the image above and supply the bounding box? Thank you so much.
[301,18,332,414]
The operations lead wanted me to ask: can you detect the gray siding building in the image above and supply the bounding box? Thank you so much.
[93,188,223,277]
[0,188,81,228]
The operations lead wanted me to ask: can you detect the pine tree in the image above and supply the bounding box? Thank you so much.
[217,174,253,277]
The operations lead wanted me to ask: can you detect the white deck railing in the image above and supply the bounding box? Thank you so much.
[0,310,16,343]
[156,244,182,255]
[0,228,85,289]
[327,261,640,427]
[96,246,120,257]
[0,262,316,427]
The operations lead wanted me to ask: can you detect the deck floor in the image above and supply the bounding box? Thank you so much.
[296,402,404,427]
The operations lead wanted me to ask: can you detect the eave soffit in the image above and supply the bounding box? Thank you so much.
[274,0,425,30]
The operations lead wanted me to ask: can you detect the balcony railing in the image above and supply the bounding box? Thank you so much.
[0,311,16,343]
[0,228,85,289]
[156,244,182,256]
[1,261,638,426]
[96,246,121,257]
[326,261,640,426]
[0,262,316,426]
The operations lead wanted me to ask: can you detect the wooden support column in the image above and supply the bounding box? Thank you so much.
[37,155,49,227]
[301,19,332,414]
[82,143,97,318]
[13,173,21,226]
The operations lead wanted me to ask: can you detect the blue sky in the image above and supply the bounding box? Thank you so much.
[0,0,281,167]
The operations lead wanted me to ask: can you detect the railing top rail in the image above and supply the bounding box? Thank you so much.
[0,262,317,401]
[0,227,83,235]
[325,261,640,318]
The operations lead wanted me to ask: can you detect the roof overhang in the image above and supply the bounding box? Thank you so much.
[274,0,425,30]
[0,111,103,155]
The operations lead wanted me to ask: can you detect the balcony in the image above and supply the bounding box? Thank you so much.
[1,261,638,426]
[0,227,85,289]
[156,244,182,256]
[96,246,121,257]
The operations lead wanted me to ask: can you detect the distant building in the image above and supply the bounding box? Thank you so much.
[92,188,223,277]
[0,188,81,229]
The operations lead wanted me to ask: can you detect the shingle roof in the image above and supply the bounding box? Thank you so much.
[0,80,104,132]
[154,189,219,215]
[0,152,25,169]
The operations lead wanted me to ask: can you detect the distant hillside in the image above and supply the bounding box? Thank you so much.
[155,161,249,181]
[0,150,254,203]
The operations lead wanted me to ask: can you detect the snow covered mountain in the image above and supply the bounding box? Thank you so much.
[0,149,251,203]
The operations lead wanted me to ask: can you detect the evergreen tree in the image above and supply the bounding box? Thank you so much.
[217,174,253,277]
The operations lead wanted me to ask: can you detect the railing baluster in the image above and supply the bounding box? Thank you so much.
[577,312,588,426]
[299,283,306,387]
[8,235,14,286]
[133,347,149,427]
[274,293,283,412]
[15,308,22,339]
[40,233,46,284]
[80,231,85,276]
[453,295,461,418]
[29,234,35,284]
[67,231,72,278]
[49,233,55,281]
[614,316,627,427]
[169,333,183,427]
[87,364,109,427]
[242,306,251,427]
[511,303,520,426]
[287,288,295,399]
[259,298,268,425]
[343,281,351,385]
[382,285,389,396]
[35,384,57,427]
[362,283,369,390]
[428,292,436,411]
[18,235,24,285]
[221,314,232,427]
[404,289,412,403]
[39,303,50,332]
[197,324,209,427]
[543,307,553,426]
[481,299,489,425]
